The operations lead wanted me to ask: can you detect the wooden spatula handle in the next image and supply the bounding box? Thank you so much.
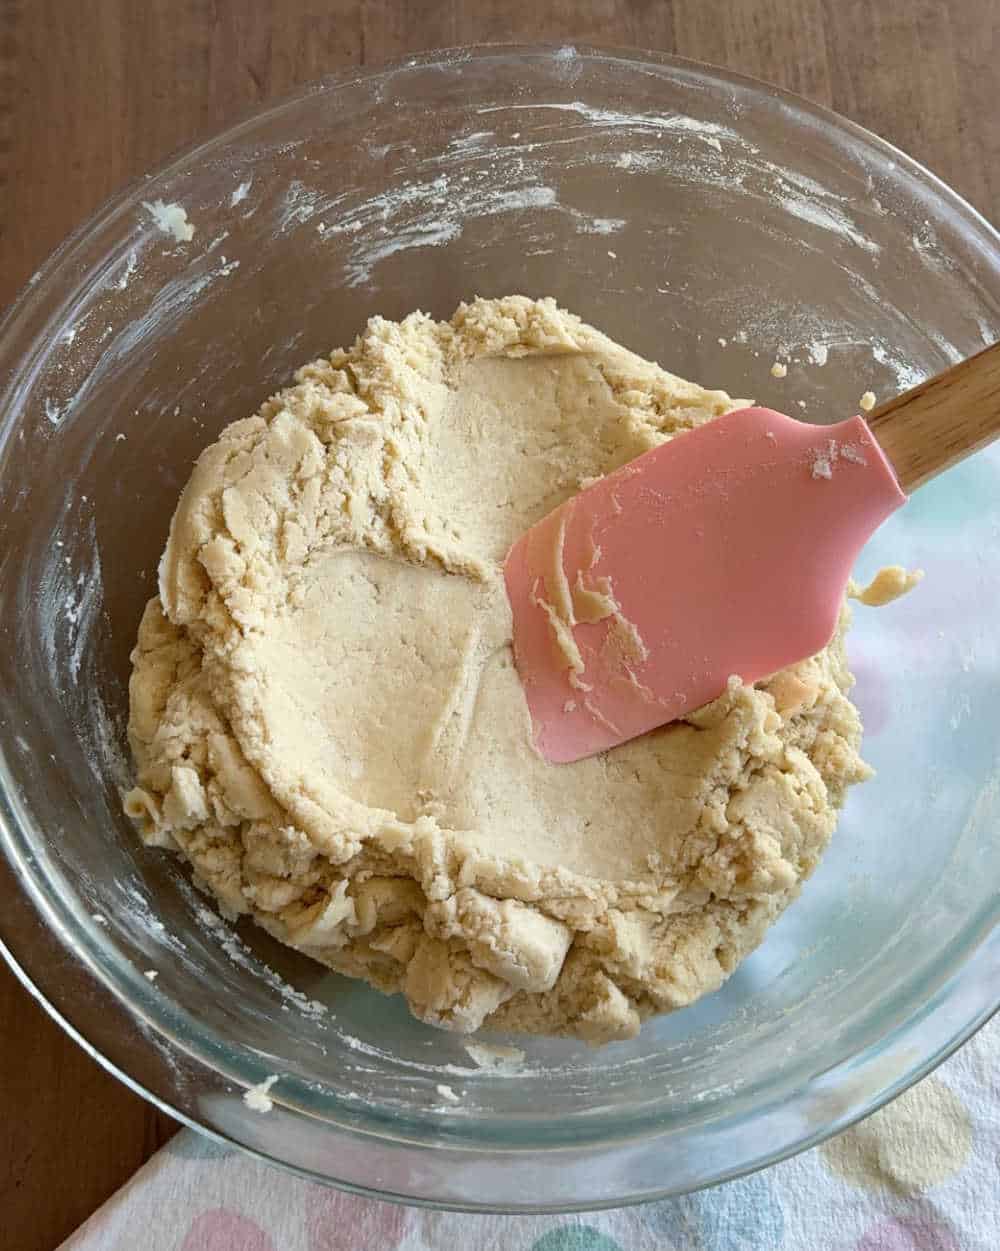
[867,339,1000,492]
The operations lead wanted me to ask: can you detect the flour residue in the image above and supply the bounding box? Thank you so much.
[575,215,625,235]
[143,199,195,243]
[113,250,139,291]
[710,304,932,394]
[809,437,871,481]
[343,222,462,288]
[911,219,957,278]
[37,504,102,692]
[870,340,926,391]
[497,101,884,259]
[190,898,329,1020]
[447,130,494,154]
[278,180,326,233]
[66,563,103,683]
[463,1042,526,1071]
[807,342,828,366]
[323,177,559,288]
[480,99,737,147]
[781,194,880,255]
[261,96,885,296]
[811,448,834,480]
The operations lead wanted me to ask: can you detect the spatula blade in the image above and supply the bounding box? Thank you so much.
[504,407,905,764]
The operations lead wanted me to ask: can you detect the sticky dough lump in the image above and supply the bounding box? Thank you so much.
[125,297,871,1043]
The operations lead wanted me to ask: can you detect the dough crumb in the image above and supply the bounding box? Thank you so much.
[143,199,195,243]
[243,1075,280,1113]
[850,566,924,607]
[770,361,788,378]
[808,343,828,366]
[464,1043,526,1071]
[859,390,876,412]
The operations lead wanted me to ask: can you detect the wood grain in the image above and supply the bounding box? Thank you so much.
[869,341,1000,491]
[1,2,997,1248]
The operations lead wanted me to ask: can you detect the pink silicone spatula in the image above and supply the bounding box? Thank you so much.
[505,341,1000,764]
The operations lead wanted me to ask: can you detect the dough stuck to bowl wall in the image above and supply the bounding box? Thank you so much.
[124,295,875,1044]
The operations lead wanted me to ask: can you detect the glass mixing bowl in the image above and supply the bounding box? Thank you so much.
[0,45,998,1212]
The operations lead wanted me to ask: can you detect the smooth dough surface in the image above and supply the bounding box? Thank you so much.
[125,296,872,1043]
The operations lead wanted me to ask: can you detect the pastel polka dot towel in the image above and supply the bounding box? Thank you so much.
[62,1015,998,1251]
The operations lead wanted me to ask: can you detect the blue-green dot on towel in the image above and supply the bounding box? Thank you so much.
[531,1226,623,1251]
[643,1170,785,1250]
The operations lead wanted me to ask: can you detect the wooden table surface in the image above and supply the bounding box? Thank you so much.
[1,2,997,1247]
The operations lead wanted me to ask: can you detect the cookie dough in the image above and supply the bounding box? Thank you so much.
[125,296,872,1043]
[851,565,924,607]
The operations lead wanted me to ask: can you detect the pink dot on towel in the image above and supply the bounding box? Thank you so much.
[305,1184,407,1250]
[180,1208,275,1251]
[856,1215,961,1251]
